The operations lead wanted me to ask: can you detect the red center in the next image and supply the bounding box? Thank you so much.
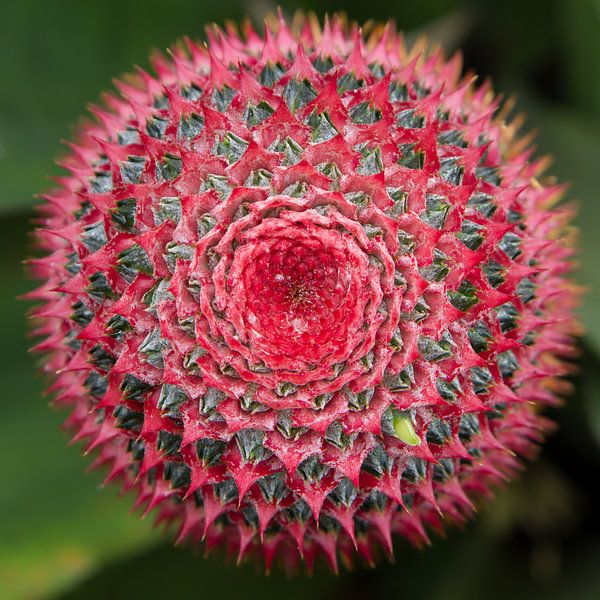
[247,238,342,328]
[225,221,372,372]
[188,200,399,399]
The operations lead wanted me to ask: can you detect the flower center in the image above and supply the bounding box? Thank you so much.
[254,241,339,321]
[185,197,402,404]
[286,281,313,306]
[240,235,356,364]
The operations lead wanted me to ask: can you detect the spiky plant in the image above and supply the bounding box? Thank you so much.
[27,11,579,573]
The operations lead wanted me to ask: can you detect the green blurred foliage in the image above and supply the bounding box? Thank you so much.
[1,0,599,598]
[557,0,600,121]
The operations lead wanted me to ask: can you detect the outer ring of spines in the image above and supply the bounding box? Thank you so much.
[27,11,580,573]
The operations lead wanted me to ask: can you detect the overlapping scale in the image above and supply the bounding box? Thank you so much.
[28,11,579,572]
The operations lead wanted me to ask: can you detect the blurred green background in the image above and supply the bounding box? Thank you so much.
[1,0,599,598]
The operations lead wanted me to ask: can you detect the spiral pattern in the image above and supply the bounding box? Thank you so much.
[28,12,579,572]
[167,190,400,409]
